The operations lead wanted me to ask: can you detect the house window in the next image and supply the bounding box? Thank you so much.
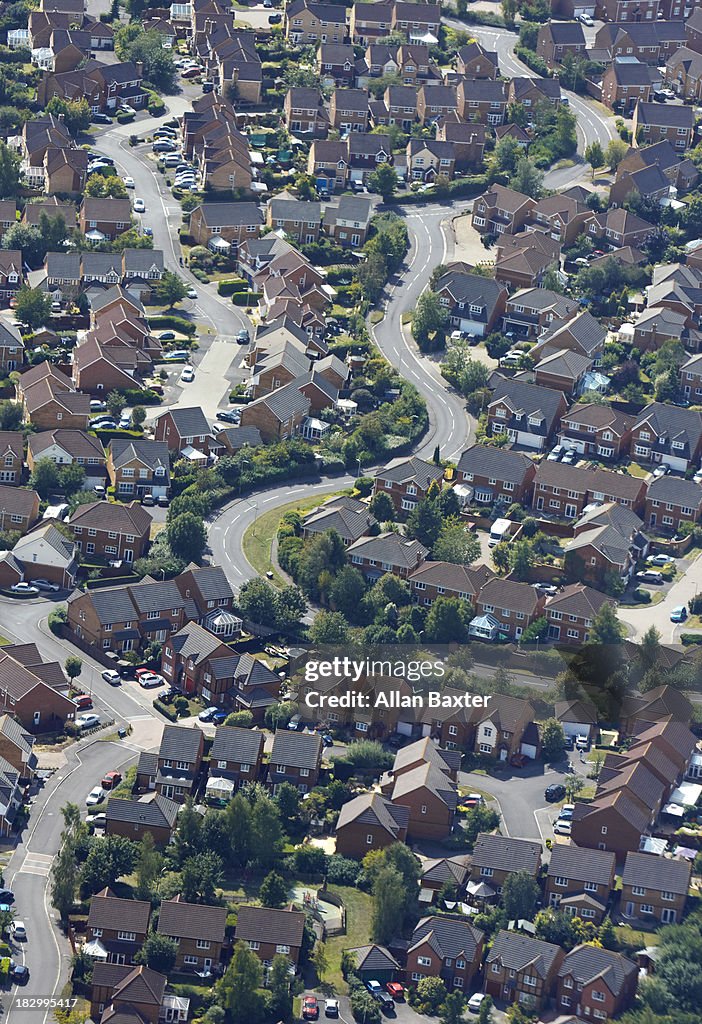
[640,904,654,914]
[184,955,199,965]
[418,957,432,967]
[276,944,290,954]
[366,834,374,844]
[92,928,103,937]
[563,978,573,989]
[554,876,568,887]
[248,941,260,950]
[592,992,605,1003]
[662,891,675,901]
[118,931,137,941]
[632,886,645,896]
[197,940,211,949]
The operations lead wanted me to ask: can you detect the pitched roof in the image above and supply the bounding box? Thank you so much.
[547,843,615,886]
[478,578,541,615]
[210,725,264,765]
[347,945,400,972]
[159,725,202,763]
[29,428,104,462]
[270,729,322,770]
[471,833,541,874]
[486,930,561,977]
[391,760,457,810]
[489,374,565,433]
[336,791,410,838]
[69,500,151,536]
[407,560,494,597]
[545,583,612,620]
[235,905,305,947]
[346,532,428,569]
[192,202,263,227]
[105,794,179,828]
[158,895,227,942]
[558,945,637,996]
[409,915,484,960]
[646,475,702,508]
[456,444,535,483]
[621,851,691,894]
[87,888,151,933]
[376,456,444,488]
[635,99,694,129]
[534,461,645,503]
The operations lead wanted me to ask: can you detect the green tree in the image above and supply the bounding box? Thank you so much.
[508,539,535,581]
[565,774,585,803]
[477,994,494,1024]
[106,390,125,419]
[502,869,540,921]
[60,462,85,496]
[309,610,351,645]
[259,870,288,908]
[138,932,178,973]
[492,135,522,175]
[371,866,405,944]
[50,803,82,921]
[46,96,90,134]
[368,162,398,200]
[588,603,624,645]
[433,518,481,564]
[406,497,442,547]
[605,137,629,171]
[130,405,147,431]
[0,141,20,199]
[268,954,292,1018]
[64,656,82,682]
[181,850,224,903]
[14,286,51,329]
[224,710,254,728]
[439,992,465,1024]
[329,565,367,621]
[249,794,283,869]
[30,456,61,498]
[220,940,264,1024]
[413,290,449,351]
[510,157,544,199]
[115,26,177,91]
[80,835,137,896]
[598,916,617,950]
[369,490,395,522]
[167,512,207,563]
[416,977,448,1013]
[585,140,604,180]
[237,577,279,626]
[425,597,469,643]
[135,832,162,901]
[311,941,329,980]
[154,270,188,309]
[0,401,22,431]
[541,718,566,762]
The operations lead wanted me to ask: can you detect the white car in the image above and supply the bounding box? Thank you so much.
[10,583,39,596]
[12,922,26,941]
[133,198,145,213]
[558,804,575,820]
[138,672,164,688]
[123,176,135,189]
[578,12,594,24]
[649,553,674,566]
[101,669,121,685]
[33,578,60,592]
[467,994,487,1014]
[76,713,100,729]
[86,786,106,806]
[180,366,195,382]
[553,819,572,836]
[187,286,197,298]
[86,812,107,827]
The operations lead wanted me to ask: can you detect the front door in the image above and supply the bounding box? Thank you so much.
[625,901,634,917]
[162,784,174,798]
[662,908,676,923]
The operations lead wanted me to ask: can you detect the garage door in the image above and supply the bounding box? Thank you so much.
[521,742,538,759]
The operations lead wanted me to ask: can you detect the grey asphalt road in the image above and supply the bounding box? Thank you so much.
[443,20,618,191]
[3,738,141,1024]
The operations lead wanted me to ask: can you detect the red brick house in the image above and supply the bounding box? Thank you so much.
[372,457,444,514]
[208,726,265,791]
[0,484,39,535]
[484,931,563,1011]
[621,851,691,924]
[556,945,638,1020]
[544,584,614,645]
[136,725,204,803]
[472,184,535,236]
[86,888,151,964]
[153,407,220,458]
[408,561,495,609]
[474,580,545,643]
[335,792,409,858]
[558,403,634,460]
[69,500,151,563]
[545,844,616,925]
[456,444,536,506]
[235,904,306,967]
[645,475,702,532]
[158,895,228,973]
[470,833,542,894]
[407,916,484,991]
[533,462,647,519]
[347,533,428,580]
[104,794,179,847]
[269,730,322,794]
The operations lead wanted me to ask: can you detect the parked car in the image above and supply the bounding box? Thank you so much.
[86,812,107,828]
[458,793,484,812]
[322,733,333,747]
[671,605,688,622]
[553,818,572,836]
[467,994,487,1014]
[558,803,575,820]
[123,176,135,188]
[216,409,240,424]
[90,399,107,412]
[374,992,395,1013]
[86,786,106,806]
[325,1001,339,1019]
[578,12,594,24]
[133,198,145,213]
[141,492,156,506]
[158,495,169,507]
[76,712,101,729]
[198,706,221,722]
[268,12,281,22]
[101,771,122,790]
[386,984,404,1001]
[636,569,664,584]
[163,349,189,360]
[10,583,39,596]
[510,753,528,768]
[561,449,577,465]
[545,783,566,803]
[237,329,250,344]
[0,889,15,904]
[181,366,195,383]
[33,578,61,593]
[366,982,382,995]
[11,963,29,984]
[186,286,197,299]
[138,672,164,688]
[547,445,564,462]
[11,921,26,942]
[649,553,674,566]
[303,997,319,1021]
[653,463,670,477]
[101,669,121,686]
[92,112,112,124]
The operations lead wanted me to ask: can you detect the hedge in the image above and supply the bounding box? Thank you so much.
[514,44,551,77]
[680,633,702,645]
[116,111,136,124]
[153,698,178,721]
[217,278,249,296]
[148,315,196,337]
[122,388,162,406]
[232,291,261,306]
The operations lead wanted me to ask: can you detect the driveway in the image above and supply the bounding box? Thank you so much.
[619,548,702,641]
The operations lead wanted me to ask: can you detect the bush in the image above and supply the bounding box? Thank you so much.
[681,633,702,645]
[632,588,652,604]
[147,315,196,337]
[48,606,67,635]
[153,699,178,721]
[326,855,361,886]
[116,111,136,124]
[217,278,249,296]
[232,291,261,306]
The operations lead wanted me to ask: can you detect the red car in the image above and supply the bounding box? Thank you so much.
[386,983,404,1000]
[101,770,122,790]
[510,753,528,768]
[302,997,319,1020]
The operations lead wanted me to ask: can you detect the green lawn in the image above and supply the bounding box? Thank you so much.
[0,635,10,646]
[242,491,348,586]
[325,885,373,993]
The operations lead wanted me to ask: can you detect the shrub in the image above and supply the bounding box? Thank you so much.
[153,699,178,721]
[48,606,67,635]
[232,291,261,306]
[217,278,249,296]
[326,855,361,885]
[116,111,135,124]
[681,633,702,645]
[147,315,196,337]
[632,588,652,604]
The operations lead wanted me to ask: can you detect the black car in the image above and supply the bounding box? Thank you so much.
[11,964,29,984]
[374,993,395,1015]
[236,329,250,344]
[92,113,112,124]
[216,409,240,424]
[545,783,566,803]
[0,889,15,904]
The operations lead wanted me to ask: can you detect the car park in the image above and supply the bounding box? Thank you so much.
[10,583,39,596]
[636,569,664,584]
[76,713,101,729]
[545,783,566,802]
[101,669,121,685]
[671,605,688,622]
[86,786,106,806]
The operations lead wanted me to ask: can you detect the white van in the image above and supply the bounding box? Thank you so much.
[488,518,511,547]
[43,503,69,522]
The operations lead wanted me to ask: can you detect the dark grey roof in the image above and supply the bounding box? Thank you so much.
[646,475,702,508]
[246,381,310,421]
[129,580,187,615]
[337,791,409,836]
[457,444,534,483]
[346,533,428,569]
[547,21,585,44]
[106,794,179,827]
[87,890,151,933]
[161,406,211,437]
[621,851,691,895]
[185,564,234,603]
[634,402,702,459]
[636,100,694,128]
[486,930,561,977]
[328,195,373,224]
[169,622,223,663]
[377,456,444,488]
[46,251,80,278]
[82,252,122,277]
[210,725,264,764]
[409,915,483,960]
[471,833,541,874]
[270,730,322,770]
[558,945,637,996]
[348,945,400,972]
[489,375,566,434]
[72,584,136,626]
[158,896,227,942]
[137,750,158,777]
[437,269,505,322]
[194,202,263,227]
[110,439,170,473]
[269,198,322,223]
[159,725,202,764]
[235,905,305,947]
[547,844,615,886]
[216,425,263,449]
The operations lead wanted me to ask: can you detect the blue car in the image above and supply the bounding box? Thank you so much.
[212,709,228,724]
[670,606,688,623]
